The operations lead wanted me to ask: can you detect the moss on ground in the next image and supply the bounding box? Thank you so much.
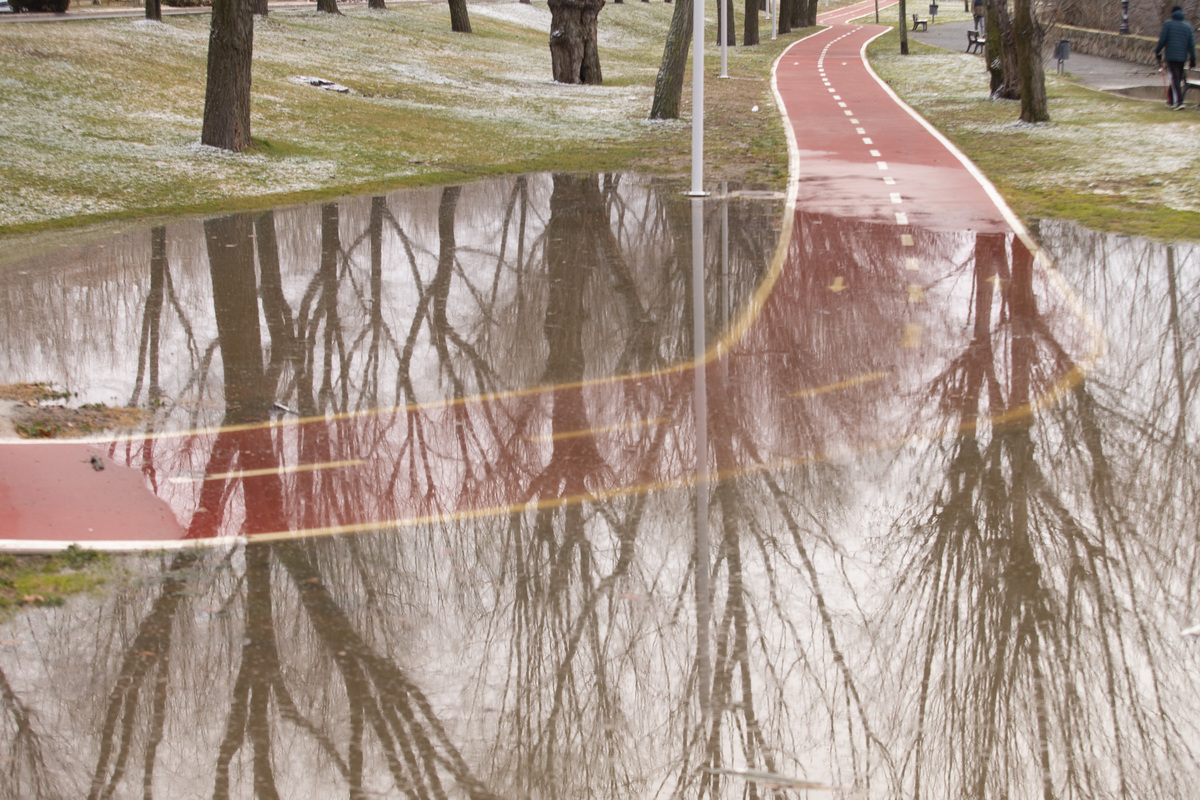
[0,546,109,611]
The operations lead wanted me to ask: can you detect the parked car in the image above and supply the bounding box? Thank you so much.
[9,0,71,10]
[0,1,13,12]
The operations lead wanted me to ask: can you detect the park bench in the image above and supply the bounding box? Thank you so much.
[911,13,928,31]
[966,29,986,54]
[1185,68,1200,106]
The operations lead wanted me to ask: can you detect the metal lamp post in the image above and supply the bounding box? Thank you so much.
[688,0,707,197]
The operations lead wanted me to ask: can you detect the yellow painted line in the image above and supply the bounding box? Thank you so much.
[526,418,668,444]
[792,371,889,399]
[7,376,1073,553]
[828,276,848,293]
[167,459,364,484]
[908,284,925,303]
[244,374,1090,543]
[902,323,922,349]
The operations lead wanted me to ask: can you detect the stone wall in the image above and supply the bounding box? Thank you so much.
[1047,24,1160,66]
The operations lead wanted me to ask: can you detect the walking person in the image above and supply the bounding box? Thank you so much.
[1154,5,1196,109]
[972,0,984,31]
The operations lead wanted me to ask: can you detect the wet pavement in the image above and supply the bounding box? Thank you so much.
[2,3,1200,799]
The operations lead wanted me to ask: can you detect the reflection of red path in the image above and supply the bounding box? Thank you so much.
[0,3,1101,550]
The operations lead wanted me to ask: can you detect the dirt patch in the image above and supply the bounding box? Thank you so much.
[0,383,147,439]
[0,382,72,403]
[10,404,147,439]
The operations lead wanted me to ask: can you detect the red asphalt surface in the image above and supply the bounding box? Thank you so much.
[0,4,1100,550]
[777,4,1010,234]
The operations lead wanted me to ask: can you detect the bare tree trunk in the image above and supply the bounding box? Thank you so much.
[986,0,1020,99]
[1013,0,1048,121]
[144,0,160,21]
[201,0,254,152]
[721,0,736,44]
[778,0,792,34]
[449,0,471,31]
[745,0,759,45]
[252,0,267,15]
[900,0,909,54]
[650,0,692,117]
[368,0,385,8]
[549,0,604,83]
[803,0,816,26]
[316,0,341,13]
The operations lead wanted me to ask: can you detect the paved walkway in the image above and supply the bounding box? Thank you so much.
[911,18,1164,95]
[778,6,1011,233]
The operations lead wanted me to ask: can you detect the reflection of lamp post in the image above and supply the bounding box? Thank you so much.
[691,195,712,718]
[1120,0,1129,33]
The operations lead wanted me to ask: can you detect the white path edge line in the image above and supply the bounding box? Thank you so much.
[851,29,1108,369]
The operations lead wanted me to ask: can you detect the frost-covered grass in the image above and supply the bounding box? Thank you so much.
[0,1,795,235]
[6,2,1191,241]
[869,28,1200,241]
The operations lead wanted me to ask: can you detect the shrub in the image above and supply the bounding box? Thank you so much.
[10,0,70,11]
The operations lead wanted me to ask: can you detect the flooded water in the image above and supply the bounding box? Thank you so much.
[0,174,1198,798]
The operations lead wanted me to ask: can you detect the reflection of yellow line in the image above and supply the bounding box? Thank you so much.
[526,418,669,444]
[244,379,1082,543]
[167,459,364,484]
[792,371,889,399]
[4,377,1082,554]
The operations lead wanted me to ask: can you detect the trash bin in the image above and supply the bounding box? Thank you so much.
[929,3,939,17]
[1054,39,1070,73]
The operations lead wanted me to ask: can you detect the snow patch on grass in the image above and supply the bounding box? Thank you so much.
[0,4,681,230]
[468,2,551,29]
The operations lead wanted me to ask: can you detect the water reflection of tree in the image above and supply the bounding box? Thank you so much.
[888,231,1200,799]
[0,665,64,800]
[80,213,508,799]
[51,175,798,799]
[1041,224,1200,608]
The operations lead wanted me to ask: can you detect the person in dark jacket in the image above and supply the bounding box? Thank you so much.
[1154,5,1196,109]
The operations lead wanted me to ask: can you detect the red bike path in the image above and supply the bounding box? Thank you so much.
[0,3,1104,551]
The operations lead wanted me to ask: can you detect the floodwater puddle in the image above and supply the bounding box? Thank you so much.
[0,175,1198,798]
